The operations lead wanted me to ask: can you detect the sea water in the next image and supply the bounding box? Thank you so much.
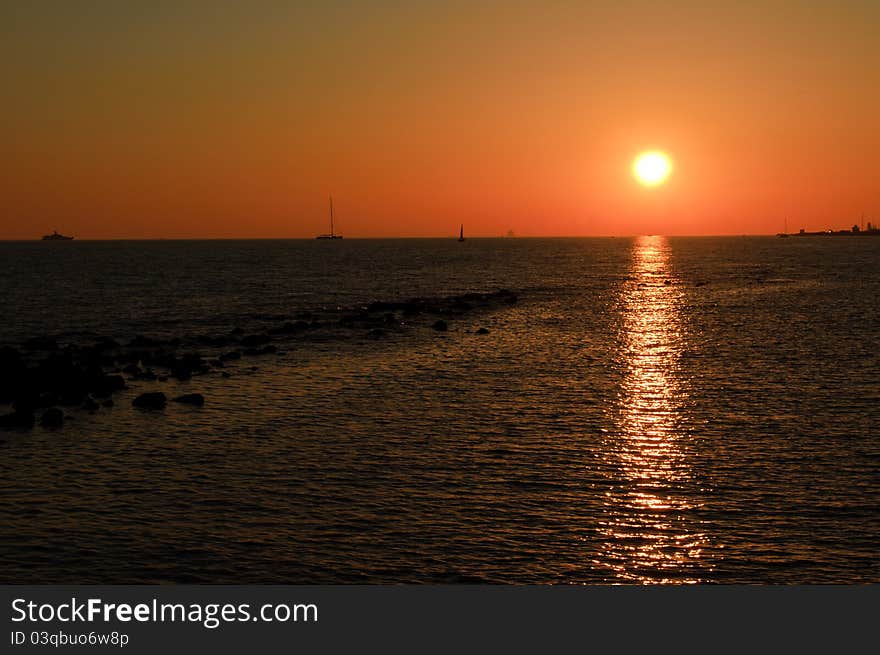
[0,236,877,583]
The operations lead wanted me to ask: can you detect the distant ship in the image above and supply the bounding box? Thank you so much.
[316,196,343,240]
[41,230,74,241]
[458,224,465,242]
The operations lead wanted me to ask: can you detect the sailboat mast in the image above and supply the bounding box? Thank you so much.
[330,196,334,237]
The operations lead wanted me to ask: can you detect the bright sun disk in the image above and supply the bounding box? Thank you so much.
[633,151,672,187]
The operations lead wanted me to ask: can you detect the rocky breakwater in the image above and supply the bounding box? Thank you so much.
[0,288,519,431]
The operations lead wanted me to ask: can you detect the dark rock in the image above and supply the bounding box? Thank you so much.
[128,335,162,348]
[0,346,23,367]
[221,371,232,379]
[23,336,59,351]
[37,392,60,408]
[58,390,87,406]
[92,337,120,351]
[119,352,140,367]
[476,327,490,335]
[90,374,126,396]
[219,351,242,362]
[230,327,245,336]
[367,328,385,339]
[240,334,270,347]
[40,407,64,427]
[171,365,192,381]
[132,392,167,410]
[269,320,309,334]
[503,294,518,304]
[172,393,205,406]
[12,395,40,415]
[196,334,229,347]
[122,363,141,376]
[0,347,26,402]
[0,411,35,430]
[432,320,448,332]
[102,399,114,408]
[401,301,424,316]
[383,313,397,324]
[243,344,277,356]
[82,397,99,412]
[170,353,207,381]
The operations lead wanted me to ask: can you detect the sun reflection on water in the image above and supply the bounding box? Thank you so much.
[596,235,710,583]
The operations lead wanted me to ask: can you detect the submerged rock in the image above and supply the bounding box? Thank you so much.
[40,407,64,427]
[23,336,59,351]
[476,327,490,335]
[240,334,270,347]
[90,374,126,396]
[128,335,162,348]
[0,411,35,430]
[243,345,276,356]
[172,393,205,406]
[269,320,309,334]
[132,392,167,410]
[432,320,448,332]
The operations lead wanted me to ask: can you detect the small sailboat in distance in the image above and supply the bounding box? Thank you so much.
[316,196,343,239]
[458,224,465,242]
[41,230,74,241]
[777,217,790,238]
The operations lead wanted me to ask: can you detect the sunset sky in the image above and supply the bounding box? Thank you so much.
[2,1,878,238]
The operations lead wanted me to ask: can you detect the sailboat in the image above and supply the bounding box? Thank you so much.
[41,230,74,241]
[458,224,465,242]
[777,217,790,238]
[316,196,343,240]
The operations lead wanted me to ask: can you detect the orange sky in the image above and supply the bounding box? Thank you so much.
[1,1,878,238]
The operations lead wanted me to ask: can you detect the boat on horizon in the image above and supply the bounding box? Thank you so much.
[316,196,343,240]
[458,224,465,242]
[777,217,790,238]
[41,230,74,241]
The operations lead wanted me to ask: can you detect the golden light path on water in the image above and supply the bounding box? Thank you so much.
[596,235,710,583]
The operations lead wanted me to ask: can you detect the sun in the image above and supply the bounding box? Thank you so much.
[633,151,673,187]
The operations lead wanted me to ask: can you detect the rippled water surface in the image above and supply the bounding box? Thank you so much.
[0,237,877,583]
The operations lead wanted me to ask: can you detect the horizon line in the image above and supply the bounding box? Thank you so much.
[0,233,820,241]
